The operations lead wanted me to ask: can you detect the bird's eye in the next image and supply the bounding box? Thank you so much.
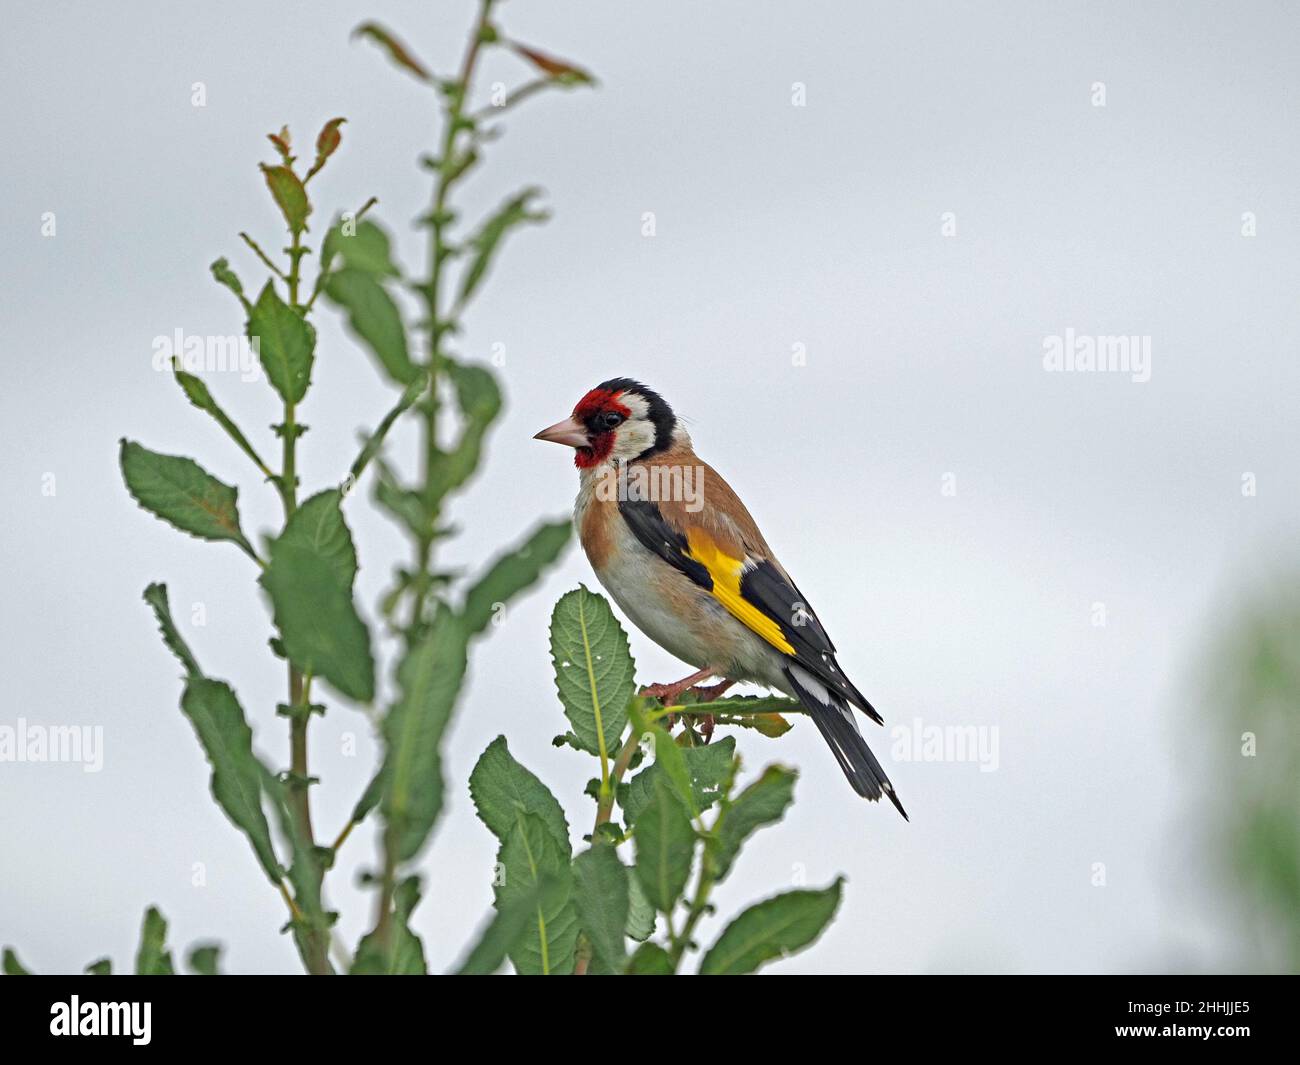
[600,411,624,430]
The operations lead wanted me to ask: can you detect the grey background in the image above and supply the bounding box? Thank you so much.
[2,0,1297,973]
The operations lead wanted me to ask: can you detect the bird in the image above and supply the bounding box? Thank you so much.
[534,378,906,818]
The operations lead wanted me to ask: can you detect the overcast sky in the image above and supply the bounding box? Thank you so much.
[2,0,1297,974]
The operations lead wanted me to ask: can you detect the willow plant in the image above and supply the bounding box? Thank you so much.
[1,1,848,976]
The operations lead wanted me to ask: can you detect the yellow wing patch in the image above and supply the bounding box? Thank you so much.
[684,528,796,655]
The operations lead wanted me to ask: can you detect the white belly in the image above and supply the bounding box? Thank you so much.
[597,543,726,670]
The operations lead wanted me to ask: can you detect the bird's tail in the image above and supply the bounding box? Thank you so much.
[783,662,908,820]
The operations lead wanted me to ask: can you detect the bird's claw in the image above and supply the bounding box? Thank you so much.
[690,679,735,704]
[641,675,732,737]
[639,680,687,702]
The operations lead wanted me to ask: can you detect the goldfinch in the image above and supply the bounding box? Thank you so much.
[535,379,907,818]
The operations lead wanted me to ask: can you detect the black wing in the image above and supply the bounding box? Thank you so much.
[618,498,881,724]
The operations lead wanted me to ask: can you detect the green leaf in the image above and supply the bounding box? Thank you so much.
[135,906,176,975]
[210,257,250,311]
[424,361,503,502]
[260,527,375,702]
[677,736,736,806]
[633,775,696,913]
[143,585,284,888]
[349,375,427,486]
[456,188,548,307]
[461,520,571,636]
[277,489,357,589]
[260,164,311,235]
[374,466,430,538]
[142,583,201,678]
[350,765,386,826]
[172,364,269,477]
[452,881,546,975]
[120,440,256,559]
[380,608,468,861]
[321,218,400,278]
[248,282,315,404]
[626,941,674,974]
[730,711,793,738]
[158,656,324,973]
[469,736,570,857]
[648,727,697,813]
[325,267,417,385]
[3,948,30,975]
[352,876,428,974]
[84,958,112,975]
[550,586,636,761]
[622,736,736,823]
[715,766,798,880]
[702,694,801,738]
[625,873,656,942]
[181,678,282,885]
[571,843,629,972]
[699,879,844,975]
[352,21,432,82]
[443,147,478,184]
[186,944,222,975]
[495,811,579,975]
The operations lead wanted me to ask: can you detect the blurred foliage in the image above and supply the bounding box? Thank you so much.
[1207,580,1300,973]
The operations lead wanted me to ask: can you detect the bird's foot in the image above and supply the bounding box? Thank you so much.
[670,679,734,743]
[690,679,735,704]
[639,668,715,706]
[687,679,732,743]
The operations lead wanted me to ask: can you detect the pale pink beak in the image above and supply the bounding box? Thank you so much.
[533,416,589,449]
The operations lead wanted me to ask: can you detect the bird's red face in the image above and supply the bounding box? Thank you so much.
[534,387,633,468]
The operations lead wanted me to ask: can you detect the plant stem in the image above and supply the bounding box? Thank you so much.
[279,394,309,836]
[410,0,494,616]
[240,231,286,278]
[283,233,309,837]
[282,409,331,975]
[330,817,358,855]
[574,726,644,975]
[278,227,332,975]
[373,1,496,954]
[279,880,304,922]
[373,831,398,948]
[348,375,428,486]
[469,75,551,122]
[670,854,717,970]
[594,728,641,830]
[279,397,313,838]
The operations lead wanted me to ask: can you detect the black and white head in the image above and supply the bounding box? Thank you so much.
[534,378,679,468]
